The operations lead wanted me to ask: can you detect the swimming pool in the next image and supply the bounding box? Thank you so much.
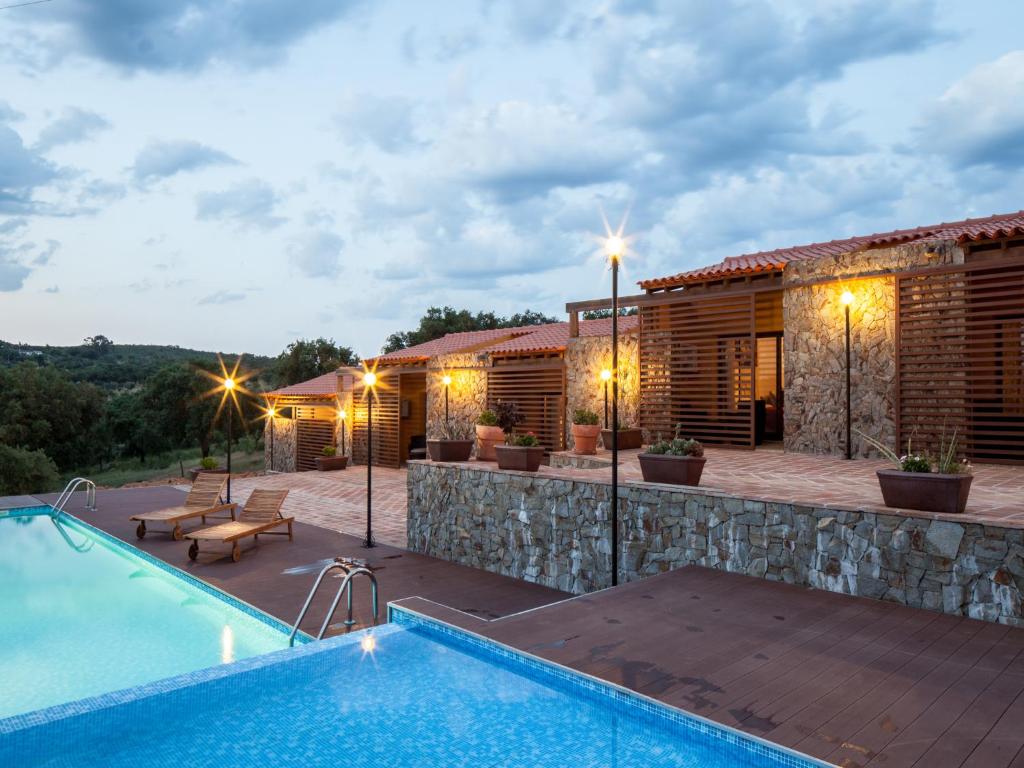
[0,507,295,719]
[0,603,827,767]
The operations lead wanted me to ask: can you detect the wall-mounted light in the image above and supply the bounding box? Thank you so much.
[442,374,452,422]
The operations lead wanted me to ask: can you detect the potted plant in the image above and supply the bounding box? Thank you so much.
[638,426,705,485]
[315,444,349,471]
[858,429,973,514]
[601,422,643,450]
[188,455,226,481]
[571,408,602,455]
[427,420,475,462]
[475,410,505,461]
[495,432,545,472]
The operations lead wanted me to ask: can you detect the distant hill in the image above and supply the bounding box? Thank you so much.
[0,339,277,390]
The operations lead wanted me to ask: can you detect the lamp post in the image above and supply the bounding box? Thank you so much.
[223,377,236,502]
[600,369,612,430]
[605,234,624,587]
[841,291,854,460]
[442,375,452,423]
[267,404,276,471]
[339,408,347,457]
[362,371,377,548]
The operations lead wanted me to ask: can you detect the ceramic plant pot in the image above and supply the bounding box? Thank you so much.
[427,439,474,462]
[315,455,349,471]
[571,424,602,455]
[876,469,973,514]
[494,445,545,472]
[601,428,643,450]
[638,453,706,486]
[476,425,505,461]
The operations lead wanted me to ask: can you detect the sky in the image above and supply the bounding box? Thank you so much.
[1,0,1022,358]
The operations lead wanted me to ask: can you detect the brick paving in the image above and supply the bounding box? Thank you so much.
[227,467,408,547]
[546,446,1024,527]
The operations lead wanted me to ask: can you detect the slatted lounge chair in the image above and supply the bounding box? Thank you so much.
[130,473,234,541]
[186,489,292,563]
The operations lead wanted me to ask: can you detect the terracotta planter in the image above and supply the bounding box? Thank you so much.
[427,439,474,462]
[315,455,349,471]
[601,427,643,450]
[494,445,545,472]
[638,453,706,486]
[877,469,973,515]
[188,467,226,482]
[571,423,602,455]
[476,424,505,461]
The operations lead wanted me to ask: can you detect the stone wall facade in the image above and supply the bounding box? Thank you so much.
[263,417,296,473]
[564,333,640,447]
[408,461,1024,625]
[426,352,490,449]
[782,240,964,457]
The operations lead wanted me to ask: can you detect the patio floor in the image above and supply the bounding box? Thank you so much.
[398,566,1024,768]
[546,446,1024,527]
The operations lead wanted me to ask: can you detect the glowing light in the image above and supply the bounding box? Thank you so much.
[605,234,625,261]
[442,375,452,387]
[267,406,277,418]
[363,371,377,387]
[600,369,612,381]
[221,625,235,664]
[360,634,376,653]
[223,377,236,391]
[339,408,347,420]
[840,290,855,306]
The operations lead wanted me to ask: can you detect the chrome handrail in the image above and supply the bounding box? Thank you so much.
[53,477,97,521]
[288,557,380,646]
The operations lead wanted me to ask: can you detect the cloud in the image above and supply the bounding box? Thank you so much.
[0,101,25,122]
[15,0,364,73]
[0,258,31,292]
[289,230,344,278]
[131,140,238,185]
[917,51,1024,169]
[195,179,286,229]
[197,290,246,306]
[335,93,422,153]
[42,285,59,294]
[32,239,60,266]
[0,122,61,214]
[34,107,111,151]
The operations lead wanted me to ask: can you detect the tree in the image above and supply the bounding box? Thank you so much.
[84,334,114,348]
[0,444,59,495]
[582,307,639,320]
[275,338,359,386]
[382,307,558,353]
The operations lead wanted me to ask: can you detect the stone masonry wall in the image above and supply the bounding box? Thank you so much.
[426,352,490,450]
[783,240,963,456]
[564,333,640,447]
[408,461,1024,625]
[264,417,296,472]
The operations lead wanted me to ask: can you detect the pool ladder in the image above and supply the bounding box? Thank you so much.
[288,557,379,646]
[53,477,97,521]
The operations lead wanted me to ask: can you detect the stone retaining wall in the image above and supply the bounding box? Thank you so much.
[408,461,1024,625]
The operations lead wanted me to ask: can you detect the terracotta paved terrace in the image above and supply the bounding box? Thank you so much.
[399,567,1024,768]
[547,446,1024,527]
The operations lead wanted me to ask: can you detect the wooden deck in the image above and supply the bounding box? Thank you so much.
[397,568,1024,768]
[26,486,565,636]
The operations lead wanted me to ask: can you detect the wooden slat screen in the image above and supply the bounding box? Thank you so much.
[352,387,401,468]
[296,419,335,471]
[898,257,1024,463]
[487,361,566,453]
[639,292,756,447]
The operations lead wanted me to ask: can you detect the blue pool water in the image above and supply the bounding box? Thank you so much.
[0,607,825,768]
[0,508,293,719]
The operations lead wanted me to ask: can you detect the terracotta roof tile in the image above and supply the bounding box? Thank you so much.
[267,371,339,397]
[368,326,539,364]
[484,316,640,355]
[640,209,1024,290]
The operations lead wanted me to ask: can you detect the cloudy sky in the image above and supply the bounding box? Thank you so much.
[1,0,1022,357]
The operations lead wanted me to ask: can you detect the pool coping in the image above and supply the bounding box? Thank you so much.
[387,602,837,768]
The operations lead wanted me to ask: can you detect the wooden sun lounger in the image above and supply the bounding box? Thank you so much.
[186,489,292,563]
[130,473,234,541]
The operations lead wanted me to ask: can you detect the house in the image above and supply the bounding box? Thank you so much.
[264,317,640,470]
[566,209,1024,462]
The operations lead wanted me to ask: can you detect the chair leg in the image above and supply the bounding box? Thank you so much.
[231,542,241,563]
[172,524,183,541]
[288,521,293,541]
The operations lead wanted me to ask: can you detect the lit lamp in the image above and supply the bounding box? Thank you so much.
[600,368,612,429]
[605,233,624,588]
[362,370,377,548]
[841,290,854,460]
[338,408,347,457]
[442,374,452,423]
[266,404,277,471]
[223,377,236,502]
